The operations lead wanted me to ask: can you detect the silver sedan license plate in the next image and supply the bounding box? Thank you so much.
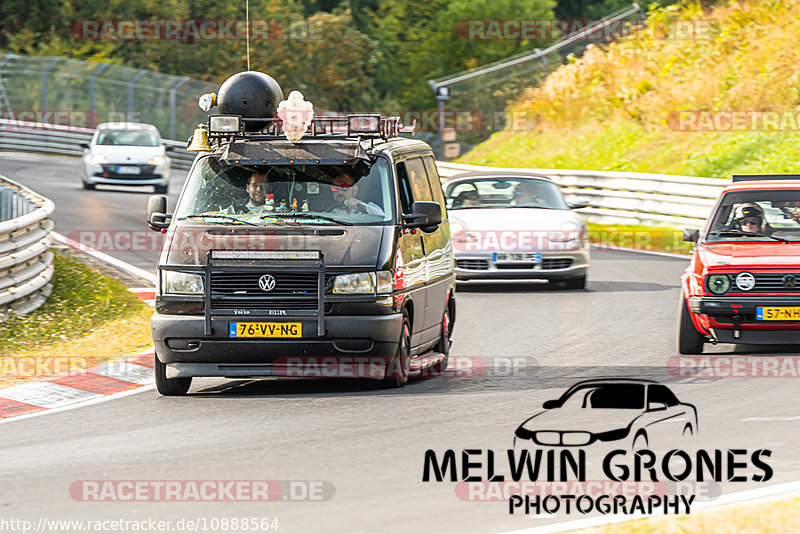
[493,252,541,263]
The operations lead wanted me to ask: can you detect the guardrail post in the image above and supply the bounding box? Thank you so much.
[88,63,111,128]
[169,77,190,140]
[41,57,60,115]
[128,69,147,122]
[0,54,16,113]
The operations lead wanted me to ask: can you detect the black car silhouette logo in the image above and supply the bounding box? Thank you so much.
[514,379,698,449]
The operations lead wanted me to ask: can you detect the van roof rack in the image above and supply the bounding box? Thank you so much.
[732,174,800,182]
[206,113,412,143]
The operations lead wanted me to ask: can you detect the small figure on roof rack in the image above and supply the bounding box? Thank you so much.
[277,91,314,143]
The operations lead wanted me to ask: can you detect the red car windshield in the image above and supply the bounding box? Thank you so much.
[707,190,800,242]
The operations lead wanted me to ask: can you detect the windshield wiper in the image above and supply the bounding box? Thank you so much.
[178,214,260,226]
[260,213,353,226]
[708,230,788,242]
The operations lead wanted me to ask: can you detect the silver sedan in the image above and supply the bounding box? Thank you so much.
[443,172,590,288]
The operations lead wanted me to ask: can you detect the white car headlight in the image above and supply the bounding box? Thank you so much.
[90,153,108,164]
[149,155,167,166]
[332,272,375,294]
[162,271,204,295]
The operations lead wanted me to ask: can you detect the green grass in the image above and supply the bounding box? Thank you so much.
[0,250,148,356]
[461,123,800,179]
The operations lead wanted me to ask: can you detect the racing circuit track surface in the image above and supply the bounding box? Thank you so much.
[1,152,800,533]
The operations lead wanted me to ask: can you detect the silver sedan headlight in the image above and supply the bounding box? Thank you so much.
[162,271,204,295]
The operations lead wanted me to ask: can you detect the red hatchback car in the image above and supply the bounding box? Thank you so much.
[679,175,800,354]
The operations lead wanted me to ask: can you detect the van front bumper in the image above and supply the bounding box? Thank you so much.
[152,313,403,378]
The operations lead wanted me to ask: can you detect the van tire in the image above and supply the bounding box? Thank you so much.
[154,352,191,396]
[380,312,411,388]
[433,306,451,374]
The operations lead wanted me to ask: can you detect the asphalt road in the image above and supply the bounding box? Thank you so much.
[0,151,189,273]
[1,152,800,533]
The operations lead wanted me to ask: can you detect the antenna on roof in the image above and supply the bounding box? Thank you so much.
[245,0,251,71]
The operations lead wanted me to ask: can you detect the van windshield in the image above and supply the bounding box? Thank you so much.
[175,157,394,225]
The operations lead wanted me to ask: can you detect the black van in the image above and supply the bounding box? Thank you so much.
[146,113,455,395]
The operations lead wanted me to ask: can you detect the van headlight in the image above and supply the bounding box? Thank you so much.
[162,271,204,295]
[149,155,167,166]
[90,153,108,164]
[332,272,376,294]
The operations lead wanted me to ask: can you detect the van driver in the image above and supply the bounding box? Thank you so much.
[328,172,384,216]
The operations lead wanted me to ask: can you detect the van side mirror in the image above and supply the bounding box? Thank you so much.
[683,228,700,243]
[542,400,560,409]
[164,145,175,152]
[79,142,90,149]
[146,195,171,231]
[404,201,442,232]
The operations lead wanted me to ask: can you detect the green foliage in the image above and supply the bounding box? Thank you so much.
[0,0,560,113]
[462,0,800,179]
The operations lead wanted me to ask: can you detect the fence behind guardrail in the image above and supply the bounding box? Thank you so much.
[0,175,55,321]
[0,120,724,229]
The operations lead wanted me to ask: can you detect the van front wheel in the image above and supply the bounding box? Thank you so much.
[380,313,410,389]
[154,352,191,396]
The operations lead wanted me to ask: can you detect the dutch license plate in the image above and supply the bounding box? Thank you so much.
[493,252,542,263]
[756,307,800,321]
[116,166,141,175]
[229,322,302,338]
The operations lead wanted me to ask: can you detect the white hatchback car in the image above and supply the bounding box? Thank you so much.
[444,171,590,289]
[79,122,172,193]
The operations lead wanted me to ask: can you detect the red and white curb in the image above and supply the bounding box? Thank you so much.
[0,348,155,422]
[129,287,156,307]
[0,243,158,422]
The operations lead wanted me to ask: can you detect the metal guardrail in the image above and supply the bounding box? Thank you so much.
[0,119,196,170]
[437,162,726,229]
[0,174,55,320]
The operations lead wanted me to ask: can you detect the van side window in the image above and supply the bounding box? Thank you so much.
[396,162,414,213]
[405,157,433,202]
[422,156,447,213]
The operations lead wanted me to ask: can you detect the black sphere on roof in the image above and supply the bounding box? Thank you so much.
[217,71,284,131]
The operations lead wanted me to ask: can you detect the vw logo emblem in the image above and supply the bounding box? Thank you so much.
[735,272,756,291]
[258,274,276,292]
[783,275,797,289]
